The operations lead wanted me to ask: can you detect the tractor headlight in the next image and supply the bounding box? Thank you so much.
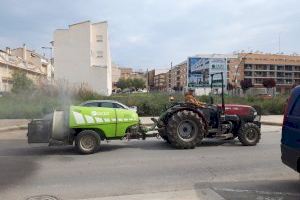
[254,115,261,121]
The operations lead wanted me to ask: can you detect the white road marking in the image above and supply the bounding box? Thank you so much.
[79,188,225,200]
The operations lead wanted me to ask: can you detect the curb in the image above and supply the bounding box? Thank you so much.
[0,125,27,132]
[261,121,282,126]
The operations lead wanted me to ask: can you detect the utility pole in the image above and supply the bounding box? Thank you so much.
[278,33,281,53]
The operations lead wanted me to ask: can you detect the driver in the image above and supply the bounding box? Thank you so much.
[184,88,206,107]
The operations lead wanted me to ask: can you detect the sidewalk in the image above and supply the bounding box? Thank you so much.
[0,115,283,133]
[0,119,29,132]
[261,115,283,126]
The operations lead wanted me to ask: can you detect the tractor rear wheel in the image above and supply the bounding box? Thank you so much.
[75,130,100,154]
[238,123,261,146]
[167,110,205,149]
[158,127,171,144]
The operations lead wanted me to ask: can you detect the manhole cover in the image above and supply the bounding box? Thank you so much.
[26,195,60,200]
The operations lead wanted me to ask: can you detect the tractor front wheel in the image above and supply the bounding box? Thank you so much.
[167,110,205,149]
[75,130,100,154]
[238,123,261,146]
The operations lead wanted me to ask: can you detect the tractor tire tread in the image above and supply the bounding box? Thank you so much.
[166,110,205,149]
[238,123,261,146]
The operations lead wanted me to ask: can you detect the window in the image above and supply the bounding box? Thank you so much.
[82,102,99,107]
[96,51,103,58]
[113,103,125,109]
[291,97,300,117]
[96,35,103,42]
[99,102,114,108]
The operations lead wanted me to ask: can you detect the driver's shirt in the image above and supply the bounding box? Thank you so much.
[184,94,205,107]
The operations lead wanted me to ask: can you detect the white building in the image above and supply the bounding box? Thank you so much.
[53,21,112,96]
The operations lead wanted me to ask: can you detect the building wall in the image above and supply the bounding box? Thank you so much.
[167,62,187,91]
[111,63,121,86]
[53,21,112,96]
[147,69,169,90]
[0,48,52,92]
[154,73,167,90]
[119,67,133,79]
[228,53,300,94]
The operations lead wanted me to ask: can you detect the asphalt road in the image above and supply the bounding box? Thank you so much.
[0,125,299,200]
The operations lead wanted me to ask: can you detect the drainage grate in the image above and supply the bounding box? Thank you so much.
[26,195,60,200]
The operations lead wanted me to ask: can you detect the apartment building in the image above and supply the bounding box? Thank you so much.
[166,61,187,91]
[119,67,133,79]
[147,69,169,90]
[154,72,167,91]
[54,21,112,96]
[228,53,300,94]
[0,45,53,92]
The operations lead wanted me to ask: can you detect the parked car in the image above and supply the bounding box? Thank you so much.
[281,86,300,173]
[80,100,137,112]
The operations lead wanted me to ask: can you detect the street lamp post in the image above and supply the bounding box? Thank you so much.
[41,46,53,61]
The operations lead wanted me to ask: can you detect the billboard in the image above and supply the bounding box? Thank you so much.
[187,57,227,88]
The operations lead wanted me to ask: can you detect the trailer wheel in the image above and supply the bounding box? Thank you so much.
[75,130,100,154]
[238,123,261,146]
[167,110,205,149]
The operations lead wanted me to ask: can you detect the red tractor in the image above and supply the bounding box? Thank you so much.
[156,72,261,149]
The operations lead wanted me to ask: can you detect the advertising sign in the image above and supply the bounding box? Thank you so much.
[187,57,227,88]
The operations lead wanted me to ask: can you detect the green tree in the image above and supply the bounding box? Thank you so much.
[116,78,145,90]
[132,78,146,89]
[11,70,34,93]
[116,78,128,90]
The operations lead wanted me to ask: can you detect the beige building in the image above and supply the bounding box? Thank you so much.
[119,67,133,79]
[53,21,112,96]
[111,66,146,89]
[0,45,53,92]
[147,69,169,90]
[228,53,300,94]
[111,63,121,88]
[166,61,187,91]
[154,72,167,91]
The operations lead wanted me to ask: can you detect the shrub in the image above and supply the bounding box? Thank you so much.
[11,70,34,93]
[0,89,288,119]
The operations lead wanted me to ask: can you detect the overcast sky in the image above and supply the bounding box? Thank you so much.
[0,0,299,68]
